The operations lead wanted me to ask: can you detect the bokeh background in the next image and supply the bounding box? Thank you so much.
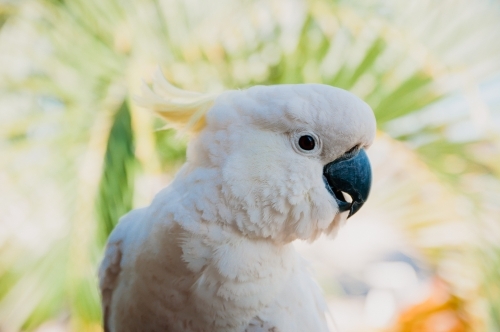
[1,0,500,331]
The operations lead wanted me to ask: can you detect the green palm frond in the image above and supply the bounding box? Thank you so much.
[95,101,136,245]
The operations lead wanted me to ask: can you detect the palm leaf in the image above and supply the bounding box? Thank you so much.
[95,101,136,245]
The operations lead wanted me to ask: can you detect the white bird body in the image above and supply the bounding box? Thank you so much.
[99,74,376,332]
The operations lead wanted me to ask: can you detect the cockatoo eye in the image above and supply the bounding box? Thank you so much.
[292,131,321,155]
[298,135,315,150]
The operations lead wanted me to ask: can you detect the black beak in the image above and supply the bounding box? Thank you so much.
[323,149,372,218]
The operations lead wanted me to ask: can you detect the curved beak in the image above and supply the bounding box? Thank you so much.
[323,149,372,218]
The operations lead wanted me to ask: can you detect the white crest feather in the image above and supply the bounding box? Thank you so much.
[135,67,219,133]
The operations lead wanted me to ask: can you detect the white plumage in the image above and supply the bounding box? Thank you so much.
[99,69,376,332]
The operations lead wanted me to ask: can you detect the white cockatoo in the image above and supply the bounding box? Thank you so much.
[99,69,376,332]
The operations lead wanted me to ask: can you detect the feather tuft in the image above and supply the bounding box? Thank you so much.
[135,67,219,134]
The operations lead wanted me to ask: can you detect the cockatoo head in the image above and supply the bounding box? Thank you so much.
[138,70,376,243]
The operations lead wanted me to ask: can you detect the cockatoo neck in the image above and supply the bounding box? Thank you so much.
[158,164,285,244]
[156,161,338,245]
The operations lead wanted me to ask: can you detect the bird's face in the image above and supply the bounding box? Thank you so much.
[190,84,376,243]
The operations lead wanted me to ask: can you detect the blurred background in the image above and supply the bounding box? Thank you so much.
[0,0,500,331]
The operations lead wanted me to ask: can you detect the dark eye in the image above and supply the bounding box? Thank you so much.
[298,135,316,151]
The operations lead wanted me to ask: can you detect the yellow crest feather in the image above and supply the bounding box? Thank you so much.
[135,67,219,134]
